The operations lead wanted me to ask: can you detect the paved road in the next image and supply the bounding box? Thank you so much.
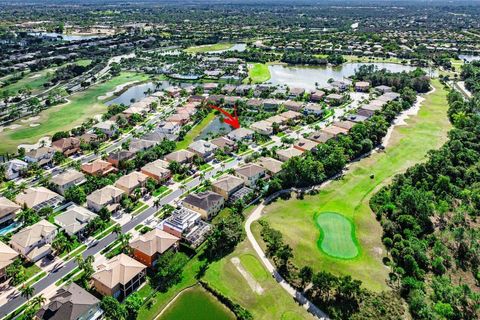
[245,203,329,320]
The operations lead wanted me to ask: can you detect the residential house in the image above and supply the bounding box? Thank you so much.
[188,139,218,161]
[0,197,20,226]
[276,147,304,162]
[235,163,266,187]
[288,87,305,98]
[54,205,97,238]
[346,114,369,123]
[52,137,80,156]
[310,90,325,102]
[92,254,146,299]
[227,128,254,142]
[280,110,303,124]
[210,136,236,153]
[303,103,324,116]
[93,120,118,137]
[256,157,283,175]
[330,81,348,92]
[10,220,57,262]
[182,191,225,220]
[157,121,181,135]
[130,229,179,267]
[308,130,337,143]
[322,125,349,136]
[355,81,370,92]
[15,187,64,211]
[161,207,200,238]
[294,138,319,152]
[114,171,148,195]
[263,99,282,110]
[211,174,244,200]
[203,82,218,93]
[141,159,171,183]
[128,139,156,154]
[166,113,190,124]
[86,185,125,213]
[142,130,177,143]
[24,147,55,167]
[251,120,273,136]
[81,159,117,177]
[325,94,344,106]
[107,150,135,168]
[333,120,357,132]
[283,100,303,112]
[247,98,263,110]
[5,159,27,180]
[375,85,392,94]
[164,149,195,164]
[0,242,18,281]
[229,186,254,203]
[35,283,103,320]
[50,169,86,195]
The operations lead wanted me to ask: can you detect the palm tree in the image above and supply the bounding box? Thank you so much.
[153,198,161,209]
[118,233,132,253]
[20,284,34,299]
[31,294,46,308]
[112,225,122,237]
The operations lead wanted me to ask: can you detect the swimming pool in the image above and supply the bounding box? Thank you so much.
[0,222,21,236]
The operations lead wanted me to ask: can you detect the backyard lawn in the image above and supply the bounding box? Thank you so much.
[185,43,234,53]
[0,72,150,153]
[260,79,452,291]
[175,112,216,150]
[246,63,271,83]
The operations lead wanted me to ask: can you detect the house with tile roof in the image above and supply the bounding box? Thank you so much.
[50,169,86,195]
[114,171,148,195]
[10,219,57,262]
[35,283,103,320]
[211,174,244,200]
[86,185,125,213]
[182,191,224,220]
[234,163,266,187]
[24,147,55,167]
[140,159,171,183]
[54,205,97,238]
[15,187,64,211]
[129,229,179,267]
[81,159,117,177]
[92,254,146,299]
[0,197,21,226]
[0,242,18,280]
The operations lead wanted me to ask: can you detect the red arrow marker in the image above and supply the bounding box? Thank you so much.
[208,104,240,129]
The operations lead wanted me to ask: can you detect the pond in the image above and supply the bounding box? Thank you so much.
[209,43,247,53]
[458,54,480,62]
[160,285,235,320]
[268,62,435,90]
[195,117,232,141]
[105,80,191,106]
[28,32,102,41]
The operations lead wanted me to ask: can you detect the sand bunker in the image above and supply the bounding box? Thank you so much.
[21,116,40,123]
[29,123,40,127]
[231,257,264,295]
[18,136,52,152]
[98,81,139,100]
[0,124,22,133]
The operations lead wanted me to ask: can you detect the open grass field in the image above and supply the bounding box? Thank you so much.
[0,72,149,153]
[160,285,235,320]
[343,55,406,64]
[260,79,452,291]
[175,112,216,150]
[315,212,359,259]
[203,239,314,320]
[185,43,234,53]
[246,63,271,83]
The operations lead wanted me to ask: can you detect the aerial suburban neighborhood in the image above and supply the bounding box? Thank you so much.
[0,0,479,320]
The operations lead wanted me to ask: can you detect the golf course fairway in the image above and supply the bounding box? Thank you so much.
[260,79,452,291]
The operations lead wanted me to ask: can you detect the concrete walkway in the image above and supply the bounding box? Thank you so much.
[245,203,329,320]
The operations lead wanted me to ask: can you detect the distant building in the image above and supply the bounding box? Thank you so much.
[5,159,28,180]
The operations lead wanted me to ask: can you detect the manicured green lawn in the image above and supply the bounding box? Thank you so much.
[0,72,149,153]
[185,43,234,53]
[261,79,452,291]
[246,63,271,83]
[175,112,216,150]
[160,285,235,320]
[315,212,359,259]
[203,239,314,320]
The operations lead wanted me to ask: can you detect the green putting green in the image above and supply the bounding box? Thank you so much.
[315,212,359,259]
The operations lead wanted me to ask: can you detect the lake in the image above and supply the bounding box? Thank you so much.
[160,285,235,320]
[459,54,480,62]
[209,43,247,53]
[195,117,232,141]
[105,80,191,106]
[28,32,102,41]
[268,62,435,90]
